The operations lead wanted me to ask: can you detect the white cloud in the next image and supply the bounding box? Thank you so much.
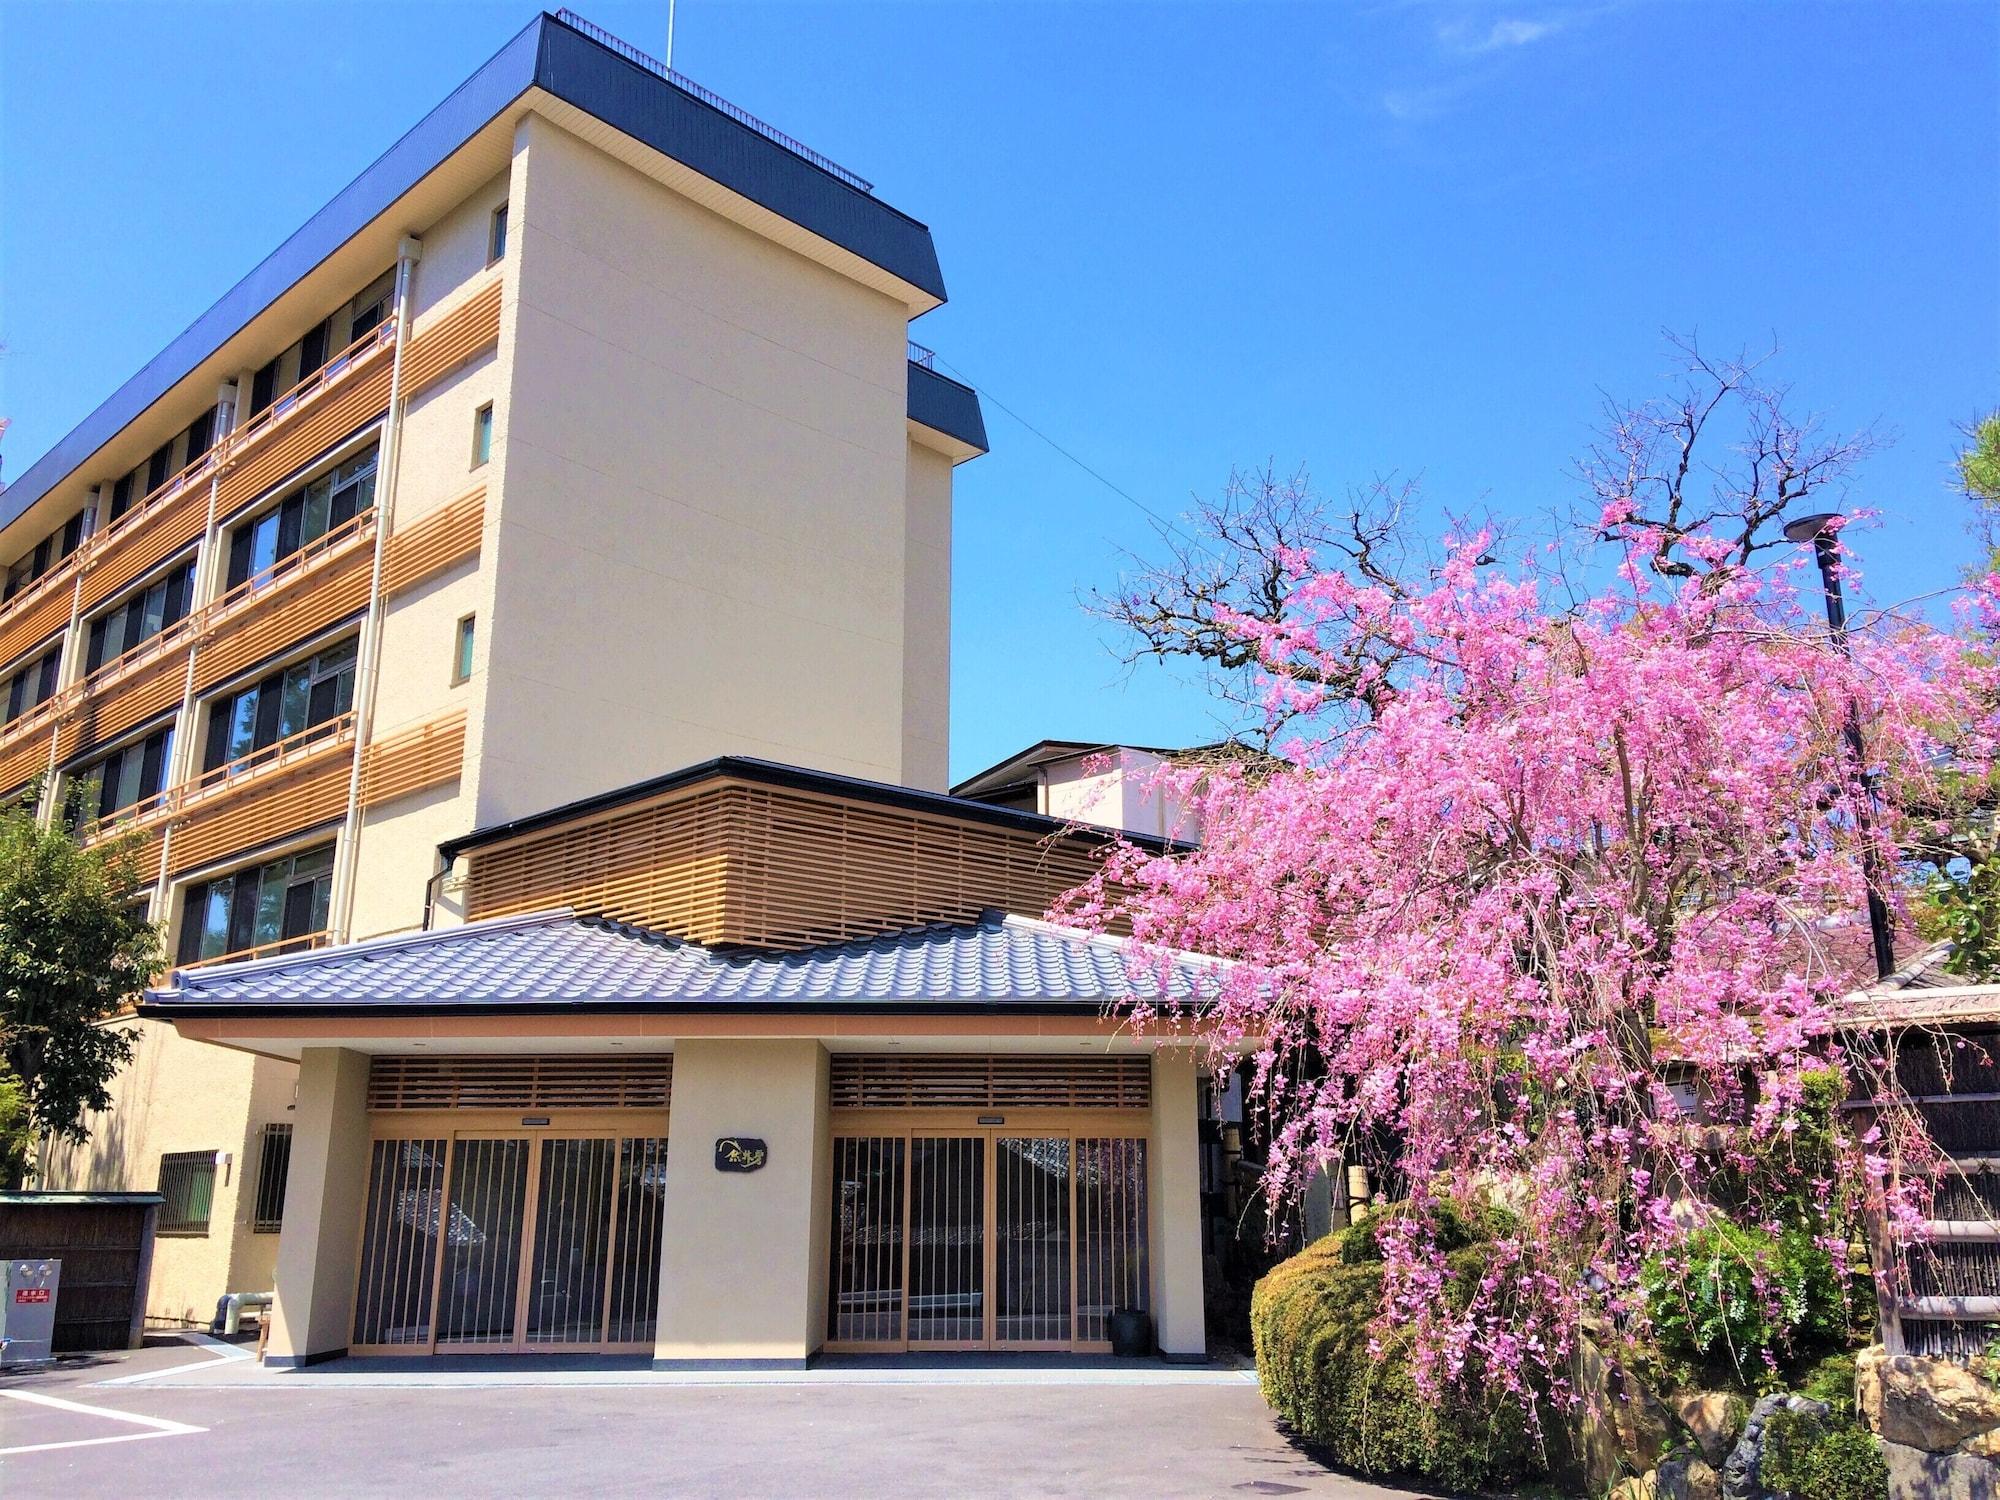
[1436,15,1561,55]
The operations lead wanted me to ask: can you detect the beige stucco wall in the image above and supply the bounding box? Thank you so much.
[265,1046,371,1364]
[471,113,931,826]
[38,1018,295,1327]
[1146,1048,1207,1358]
[410,171,509,325]
[901,439,953,792]
[653,1037,832,1366]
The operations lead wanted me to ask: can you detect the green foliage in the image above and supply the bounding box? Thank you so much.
[1640,1220,1850,1389]
[1799,1350,1859,1422]
[1761,1410,1888,1500]
[0,781,162,1181]
[1923,823,2000,981]
[0,1066,31,1188]
[1961,412,2000,509]
[1251,1201,1544,1493]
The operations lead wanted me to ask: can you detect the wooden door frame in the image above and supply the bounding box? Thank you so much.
[348,1109,668,1356]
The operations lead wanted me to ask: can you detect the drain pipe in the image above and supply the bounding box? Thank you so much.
[211,1289,274,1337]
[327,235,421,945]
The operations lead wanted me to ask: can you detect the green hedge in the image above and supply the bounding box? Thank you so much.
[1251,1201,1543,1493]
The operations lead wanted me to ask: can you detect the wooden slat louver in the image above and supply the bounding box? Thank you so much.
[367,1053,672,1112]
[381,485,484,597]
[829,1055,1151,1112]
[359,711,467,807]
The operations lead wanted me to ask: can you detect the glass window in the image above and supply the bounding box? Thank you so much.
[109,473,136,524]
[489,204,508,265]
[177,844,334,964]
[453,615,476,684]
[253,1124,293,1233]
[349,271,394,343]
[183,406,216,465]
[69,725,173,827]
[298,318,330,381]
[3,645,61,724]
[201,636,357,772]
[472,404,493,467]
[226,444,378,591]
[158,1151,218,1236]
[85,558,195,674]
[250,357,279,419]
[146,442,173,495]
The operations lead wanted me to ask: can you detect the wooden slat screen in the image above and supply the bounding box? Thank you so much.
[215,358,394,521]
[829,1055,1151,1112]
[367,1053,672,1112]
[360,711,467,807]
[0,584,76,674]
[79,486,209,615]
[165,736,353,876]
[461,777,1114,952]
[190,544,373,696]
[401,278,502,397]
[381,485,484,598]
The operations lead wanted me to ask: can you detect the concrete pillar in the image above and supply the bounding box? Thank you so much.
[653,1038,830,1369]
[1147,1047,1207,1360]
[265,1047,371,1368]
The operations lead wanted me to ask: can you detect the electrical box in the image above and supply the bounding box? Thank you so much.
[1,1259,61,1365]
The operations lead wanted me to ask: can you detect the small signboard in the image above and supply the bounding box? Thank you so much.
[714,1137,768,1173]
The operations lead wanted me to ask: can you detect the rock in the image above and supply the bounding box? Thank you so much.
[1678,1391,1744,1465]
[1562,1335,1680,1492]
[1881,1438,2000,1500]
[1610,1475,1659,1500]
[1655,1452,1721,1500]
[1965,1426,2000,1459]
[1857,1345,2000,1452]
[1720,1393,1829,1500]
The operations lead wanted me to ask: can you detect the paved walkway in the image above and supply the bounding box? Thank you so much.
[0,1338,1432,1498]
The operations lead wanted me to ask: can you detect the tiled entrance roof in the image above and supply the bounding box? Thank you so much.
[141,909,1224,1017]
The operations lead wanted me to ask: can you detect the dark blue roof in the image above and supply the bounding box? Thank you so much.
[6,10,953,534]
[907,362,989,454]
[142,908,1223,1015]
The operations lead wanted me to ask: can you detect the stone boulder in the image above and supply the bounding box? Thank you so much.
[1677,1391,1745,1465]
[1720,1393,1829,1500]
[1857,1346,2000,1454]
[1880,1439,2000,1500]
[1654,1452,1722,1500]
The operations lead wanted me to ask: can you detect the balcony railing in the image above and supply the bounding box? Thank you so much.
[907,341,936,370]
[553,9,874,194]
[0,507,378,759]
[180,929,331,972]
[0,318,398,654]
[80,711,357,846]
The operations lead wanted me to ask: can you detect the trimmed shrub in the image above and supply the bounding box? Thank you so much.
[1251,1202,1543,1493]
[1761,1409,1889,1500]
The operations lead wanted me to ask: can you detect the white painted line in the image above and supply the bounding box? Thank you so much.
[98,1331,252,1385]
[0,1387,205,1457]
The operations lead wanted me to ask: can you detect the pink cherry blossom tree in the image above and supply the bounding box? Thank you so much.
[1068,358,2000,1404]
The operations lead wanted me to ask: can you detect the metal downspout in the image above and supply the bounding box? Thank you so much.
[327,236,421,944]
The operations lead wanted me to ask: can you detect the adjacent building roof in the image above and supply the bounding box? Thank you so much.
[906,362,988,456]
[7,9,955,533]
[140,908,1223,1018]
[1836,941,2000,1028]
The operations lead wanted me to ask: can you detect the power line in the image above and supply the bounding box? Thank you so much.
[932,356,1194,545]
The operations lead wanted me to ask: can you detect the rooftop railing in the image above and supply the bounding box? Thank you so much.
[907,341,936,370]
[554,9,875,195]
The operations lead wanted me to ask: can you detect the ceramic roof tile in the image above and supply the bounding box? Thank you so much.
[145,909,1220,1012]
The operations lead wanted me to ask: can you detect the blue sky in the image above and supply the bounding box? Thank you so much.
[3,1,1995,784]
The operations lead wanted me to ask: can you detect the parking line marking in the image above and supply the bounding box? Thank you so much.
[0,1388,205,1456]
[98,1331,250,1385]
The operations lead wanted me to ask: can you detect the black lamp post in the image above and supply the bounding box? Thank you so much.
[1783,511,1897,980]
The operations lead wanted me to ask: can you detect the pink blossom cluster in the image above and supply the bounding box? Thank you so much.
[1065,528,1999,1399]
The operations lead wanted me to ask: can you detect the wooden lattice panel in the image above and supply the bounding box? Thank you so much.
[830,1055,1151,1112]
[0,582,77,675]
[401,278,502,397]
[367,1053,672,1112]
[360,711,467,808]
[382,485,484,598]
[190,543,373,696]
[80,486,209,615]
[66,654,190,759]
[165,738,353,877]
[461,776,1114,951]
[216,356,394,520]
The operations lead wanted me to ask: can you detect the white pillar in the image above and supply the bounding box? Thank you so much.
[266,1047,371,1367]
[653,1038,830,1369]
[1147,1047,1208,1360]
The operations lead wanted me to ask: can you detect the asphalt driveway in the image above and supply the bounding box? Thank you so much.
[0,1338,1430,1499]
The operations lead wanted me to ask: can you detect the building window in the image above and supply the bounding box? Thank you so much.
[109,473,137,525]
[452,615,476,684]
[145,442,174,496]
[225,444,377,592]
[157,1151,219,1237]
[68,724,174,829]
[86,557,196,674]
[3,506,94,601]
[201,636,357,773]
[349,271,394,343]
[488,204,508,265]
[252,1123,292,1233]
[249,357,280,420]
[176,844,335,965]
[183,406,217,466]
[297,317,330,382]
[2,645,62,724]
[472,404,493,468]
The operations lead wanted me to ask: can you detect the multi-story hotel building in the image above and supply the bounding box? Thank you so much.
[25,11,988,1327]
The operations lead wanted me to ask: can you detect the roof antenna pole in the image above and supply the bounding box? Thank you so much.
[664,0,677,73]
